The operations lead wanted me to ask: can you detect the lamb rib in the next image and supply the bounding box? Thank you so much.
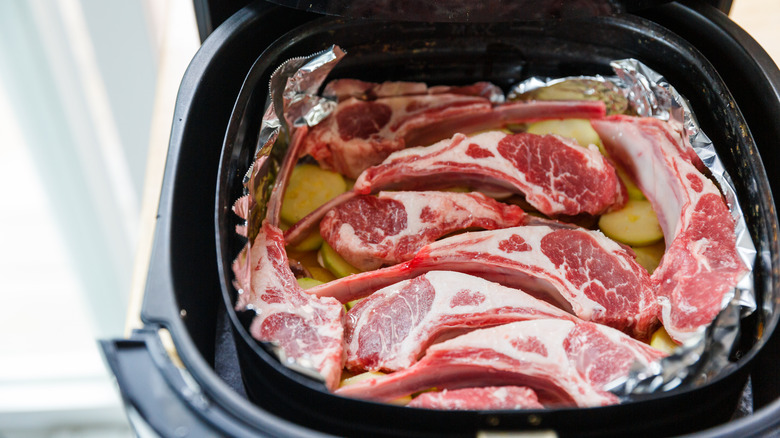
[307,225,659,340]
[285,129,624,246]
[354,131,625,216]
[407,386,544,410]
[336,319,666,407]
[345,271,577,372]
[591,115,748,343]
[322,79,504,102]
[320,191,526,271]
[232,222,345,390]
[232,126,345,391]
[303,95,607,179]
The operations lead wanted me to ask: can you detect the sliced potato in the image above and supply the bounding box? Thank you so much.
[290,229,324,252]
[297,277,325,290]
[307,266,337,283]
[650,326,678,353]
[632,241,666,274]
[598,199,664,246]
[615,166,646,201]
[319,241,362,278]
[345,299,361,310]
[281,164,347,224]
[280,221,324,252]
[526,119,605,154]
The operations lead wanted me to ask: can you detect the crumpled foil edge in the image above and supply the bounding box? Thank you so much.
[604,59,756,397]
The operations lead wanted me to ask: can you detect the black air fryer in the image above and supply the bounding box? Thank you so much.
[101,1,780,436]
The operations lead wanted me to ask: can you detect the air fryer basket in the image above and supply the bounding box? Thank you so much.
[215,8,779,438]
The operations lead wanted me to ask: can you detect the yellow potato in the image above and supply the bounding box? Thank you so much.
[615,166,646,201]
[526,119,606,154]
[598,199,664,246]
[280,164,347,224]
[297,277,325,290]
[307,266,337,283]
[650,326,678,353]
[632,241,666,274]
[318,241,362,278]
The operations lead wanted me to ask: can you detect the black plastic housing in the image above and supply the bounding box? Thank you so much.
[101,1,780,437]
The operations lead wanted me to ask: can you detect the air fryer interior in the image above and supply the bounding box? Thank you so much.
[209,7,779,437]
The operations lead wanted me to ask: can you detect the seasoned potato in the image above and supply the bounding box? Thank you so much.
[319,241,362,278]
[281,164,348,224]
[598,199,664,246]
[526,119,605,154]
[632,241,666,274]
[650,326,678,353]
[297,277,325,290]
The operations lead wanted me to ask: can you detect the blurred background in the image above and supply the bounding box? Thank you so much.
[0,1,776,437]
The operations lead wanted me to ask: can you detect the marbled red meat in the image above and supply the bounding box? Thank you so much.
[322,79,503,102]
[335,319,666,407]
[353,131,625,216]
[591,115,748,343]
[408,386,543,410]
[345,271,576,372]
[302,94,607,179]
[307,225,659,340]
[232,222,345,390]
[320,191,526,270]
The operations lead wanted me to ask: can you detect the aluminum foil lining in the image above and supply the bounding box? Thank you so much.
[511,60,758,396]
[245,46,758,398]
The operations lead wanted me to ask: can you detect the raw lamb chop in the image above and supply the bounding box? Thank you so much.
[591,115,748,343]
[407,386,543,410]
[232,127,345,391]
[336,319,667,407]
[233,222,345,390]
[303,95,607,178]
[285,130,625,246]
[322,79,503,102]
[354,131,625,216]
[345,271,577,372]
[320,191,526,271]
[308,225,659,340]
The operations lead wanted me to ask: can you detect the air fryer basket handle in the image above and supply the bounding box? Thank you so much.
[100,330,231,437]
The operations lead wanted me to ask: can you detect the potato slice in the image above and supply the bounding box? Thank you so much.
[650,327,678,353]
[318,241,362,278]
[526,119,606,155]
[598,199,663,246]
[615,166,646,201]
[307,266,337,283]
[281,164,347,224]
[297,277,325,290]
[632,241,665,274]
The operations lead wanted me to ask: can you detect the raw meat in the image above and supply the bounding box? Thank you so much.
[307,225,659,340]
[303,93,492,178]
[285,129,624,246]
[320,191,526,271]
[345,271,577,372]
[232,222,345,390]
[408,386,543,410]
[232,127,345,391]
[322,79,504,102]
[336,319,666,407]
[303,96,607,178]
[591,115,748,343]
[354,131,626,216]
